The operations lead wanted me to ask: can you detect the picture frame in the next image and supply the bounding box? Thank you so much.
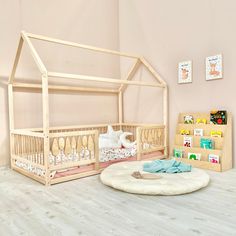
[178,61,192,84]
[206,54,223,81]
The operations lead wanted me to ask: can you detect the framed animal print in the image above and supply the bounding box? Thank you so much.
[178,61,192,84]
[206,54,223,81]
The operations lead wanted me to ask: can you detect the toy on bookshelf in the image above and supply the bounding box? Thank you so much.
[183,136,192,147]
[188,153,201,161]
[200,138,214,149]
[196,118,207,124]
[184,115,194,124]
[208,154,220,164]
[180,129,190,135]
[210,110,227,125]
[210,130,222,138]
[173,148,184,158]
[194,128,203,136]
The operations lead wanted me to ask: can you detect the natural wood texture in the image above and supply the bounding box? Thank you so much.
[1,167,236,235]
[8,32,168,185]
[175,158,221,172]
[118,91,123,123]
[140,57,167,86]
[48,71,165,88]
[11,129,44,137]
[50,170,100,185]
[42,74,50,185]
[13,82,119,94]
[163,86,168,156]
[136,126,165,159]
[8,84,14,169]
[8,37,23,84]
[119,59,141,92]
[21,31,47,74]
[172,112,232,172]
[25,32,139,59]
[12,155,45,169]
[136,127,141,161]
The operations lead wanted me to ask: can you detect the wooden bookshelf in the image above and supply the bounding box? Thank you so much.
[172,112,232,172]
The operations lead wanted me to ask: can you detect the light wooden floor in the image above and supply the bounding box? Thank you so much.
[0,167,236,236]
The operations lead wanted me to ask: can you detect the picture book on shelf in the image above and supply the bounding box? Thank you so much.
[210,110,227,125]
[200,138,214,149]
[180,129,190,135]
[184,115,194,124]
[188,153,201,161]
[208,154,220,164]
[210,130,222,138]
[173,149,184,158]
[194,128,203,136]
[183,136,192,147]
[196,118,207,124]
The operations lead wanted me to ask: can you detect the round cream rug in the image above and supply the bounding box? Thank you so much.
[100,161,210,195]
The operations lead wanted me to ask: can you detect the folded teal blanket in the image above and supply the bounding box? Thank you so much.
[143,159,192,173]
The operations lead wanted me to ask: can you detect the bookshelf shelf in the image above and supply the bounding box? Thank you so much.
[172,112,232,172]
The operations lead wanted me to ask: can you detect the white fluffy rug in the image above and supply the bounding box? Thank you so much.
[100,161,210,195]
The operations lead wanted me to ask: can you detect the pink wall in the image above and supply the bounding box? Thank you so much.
[0,0,120,166]
[119,0,235,164]
[0,0,235,166]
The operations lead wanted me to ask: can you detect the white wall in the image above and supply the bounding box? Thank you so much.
[119,0,235,164]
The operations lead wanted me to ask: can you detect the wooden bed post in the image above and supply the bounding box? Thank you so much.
[163,86,168,156]
[8,84,14,169]
[118,91,123,124]
[8,36,24,168]
[8,32,170,185]
[42,73,50,186]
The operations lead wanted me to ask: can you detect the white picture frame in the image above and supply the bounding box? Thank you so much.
[178,61,192,84]
[206,54,223,81]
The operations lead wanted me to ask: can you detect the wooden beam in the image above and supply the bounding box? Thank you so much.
[140,57,167,86]
[119,59,141,92]
[25,32,139,59]
[48,72,165,88]
[42,74,50,185]
[21,31,47,74]
[11,129,44,138]
[12,82,119,94]
[9,37,24,84]
[8,84,15,169]
[118,92,123,123]
[163,86,168,156]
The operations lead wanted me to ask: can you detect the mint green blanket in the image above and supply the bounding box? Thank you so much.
[143,159,192,173]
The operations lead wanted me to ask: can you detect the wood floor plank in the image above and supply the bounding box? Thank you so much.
[0,167,236,236]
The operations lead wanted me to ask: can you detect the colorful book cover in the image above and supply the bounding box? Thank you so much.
[180,129,190,135]
[188,153,201,161]
[208,154,220,164]
[210,130,222,138]
[196,118,207,124]
[183,136,192,147]
[194,129,203,136]
[173,149,184,158]
[210,110,227,125]
[184,115,194,124]
[200,138,214,149]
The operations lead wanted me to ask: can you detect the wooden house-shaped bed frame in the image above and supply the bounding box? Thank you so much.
[8,31,168,185]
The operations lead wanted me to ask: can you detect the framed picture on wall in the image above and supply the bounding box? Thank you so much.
[178,61,192,84]
[206,54,223,81]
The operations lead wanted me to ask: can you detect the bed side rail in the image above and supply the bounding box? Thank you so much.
[49,130,99,174]
[136,125,165,160]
